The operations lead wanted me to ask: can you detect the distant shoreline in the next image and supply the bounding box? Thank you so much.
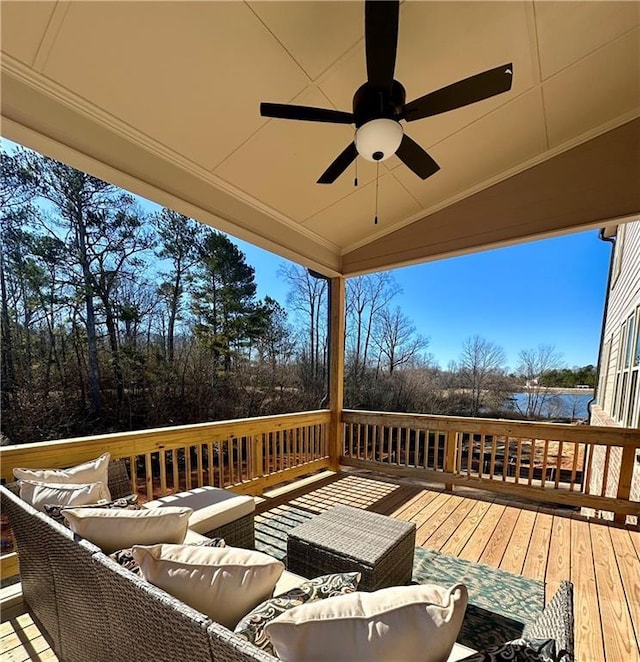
[517,387,594,396]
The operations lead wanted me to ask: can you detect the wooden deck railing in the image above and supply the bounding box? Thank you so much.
[341,410,640,522]
[0,410,332,500]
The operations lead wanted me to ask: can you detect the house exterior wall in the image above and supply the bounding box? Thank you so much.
[588,219,640,505]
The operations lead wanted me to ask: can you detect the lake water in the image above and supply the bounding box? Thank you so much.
[506,391,593,420]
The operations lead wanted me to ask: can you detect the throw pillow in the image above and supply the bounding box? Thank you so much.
[132,543,284,629]
[264,582,468,662]
[14,452,111,499]
[459,638,561,662]
[62,506,192,554]
[19,480,110,512]
[110,537,227,576]
[44,494,140,525]
[235,572,361,654]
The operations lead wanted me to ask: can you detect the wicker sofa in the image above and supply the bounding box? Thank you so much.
[1,461,574,662]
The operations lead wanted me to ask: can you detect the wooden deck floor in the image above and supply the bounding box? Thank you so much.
[257,470,640,662]
[2,469,639,661]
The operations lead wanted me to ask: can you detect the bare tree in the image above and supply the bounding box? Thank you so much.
[346,273,399,380]
[280,264,328,400]
[459,335,508,416]
[373,306,428,374]
[517,344,564,418]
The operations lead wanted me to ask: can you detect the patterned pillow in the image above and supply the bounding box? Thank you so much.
[110,537,227,575]
[234,572,361,654]
[460,638,561,662]
[44,494,140,525]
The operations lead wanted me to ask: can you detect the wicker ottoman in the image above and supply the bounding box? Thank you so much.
[287,505,416,591]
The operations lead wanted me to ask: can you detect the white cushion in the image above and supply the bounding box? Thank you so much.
[145,486,254,534]
[264,583,468,662]
[14,453,111,499]
[19,480,110,512]
[62,506,192,554]
[274,569,308,597]
[132,543,284,629]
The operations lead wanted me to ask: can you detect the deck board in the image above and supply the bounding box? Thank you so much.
[570,517,605,662]
[522,511,553,581]
[590,524,639,661]
[458,502,505,563]
[499,507,536,575]
[440,498,494,557]
[479,505,520,567]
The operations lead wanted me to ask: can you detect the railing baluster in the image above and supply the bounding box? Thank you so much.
[185,446,192,490]
[159,449,167,496]
[515,439,523,483]
[570,441,580,491]
[601,445,612,497]
[584,443,595,495]
[501,438,508,482]
[196,444,203,488]
[207,442,214,485]
[554,441,563,489]
[128,455,137,496]
[478,434,486,478]
[528,439,535,486]
[541,439,549,487]
[489,435,497,479]
[144,453,153,502]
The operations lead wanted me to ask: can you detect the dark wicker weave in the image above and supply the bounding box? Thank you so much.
[287,505,416,591]
[107,459,133,500]
[203,512,255,549]
[523,580,575,661]
[47,528,114,661]
[93,553,214,662]
[1,485,61,656]
[207,622,278,662]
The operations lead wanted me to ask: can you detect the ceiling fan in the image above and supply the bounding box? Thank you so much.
[260,0,513,184]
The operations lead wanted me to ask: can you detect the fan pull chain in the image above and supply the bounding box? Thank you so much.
[374,161,380,225]
[354,158,358,187]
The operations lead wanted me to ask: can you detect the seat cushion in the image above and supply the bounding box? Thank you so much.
[132,543,284,629]
[264,583,468,662]
[145,486,255,534]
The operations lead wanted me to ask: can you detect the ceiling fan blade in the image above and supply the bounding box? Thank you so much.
[365,0,399,91]
[317,143,358,184]
[402,63,514,122]
[260,103,353,124]
[396,135,440,180]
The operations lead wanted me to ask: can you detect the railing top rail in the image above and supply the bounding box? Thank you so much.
[0,410,331,481]
[342,409,640,446]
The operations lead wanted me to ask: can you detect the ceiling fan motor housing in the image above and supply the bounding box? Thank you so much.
[353,80,406,161]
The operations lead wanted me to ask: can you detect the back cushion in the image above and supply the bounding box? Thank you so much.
[14,453,112,499]
[264,583,468,662]
[133,543,284,629]
[63,506,192,554]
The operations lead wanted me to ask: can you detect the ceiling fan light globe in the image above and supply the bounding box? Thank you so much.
[355,118,403,162]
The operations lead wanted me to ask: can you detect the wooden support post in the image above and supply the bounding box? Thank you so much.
[328,276,345,472]
[444,430,458,492]
[615,445,636,524]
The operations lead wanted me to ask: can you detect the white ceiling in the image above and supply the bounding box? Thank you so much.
[1,1,639,275]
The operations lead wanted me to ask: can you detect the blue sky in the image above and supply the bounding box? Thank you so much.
[235,229,610,372]
[5,138,609,372]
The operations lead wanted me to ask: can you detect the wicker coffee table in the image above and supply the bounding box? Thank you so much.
[287,505,416,591]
